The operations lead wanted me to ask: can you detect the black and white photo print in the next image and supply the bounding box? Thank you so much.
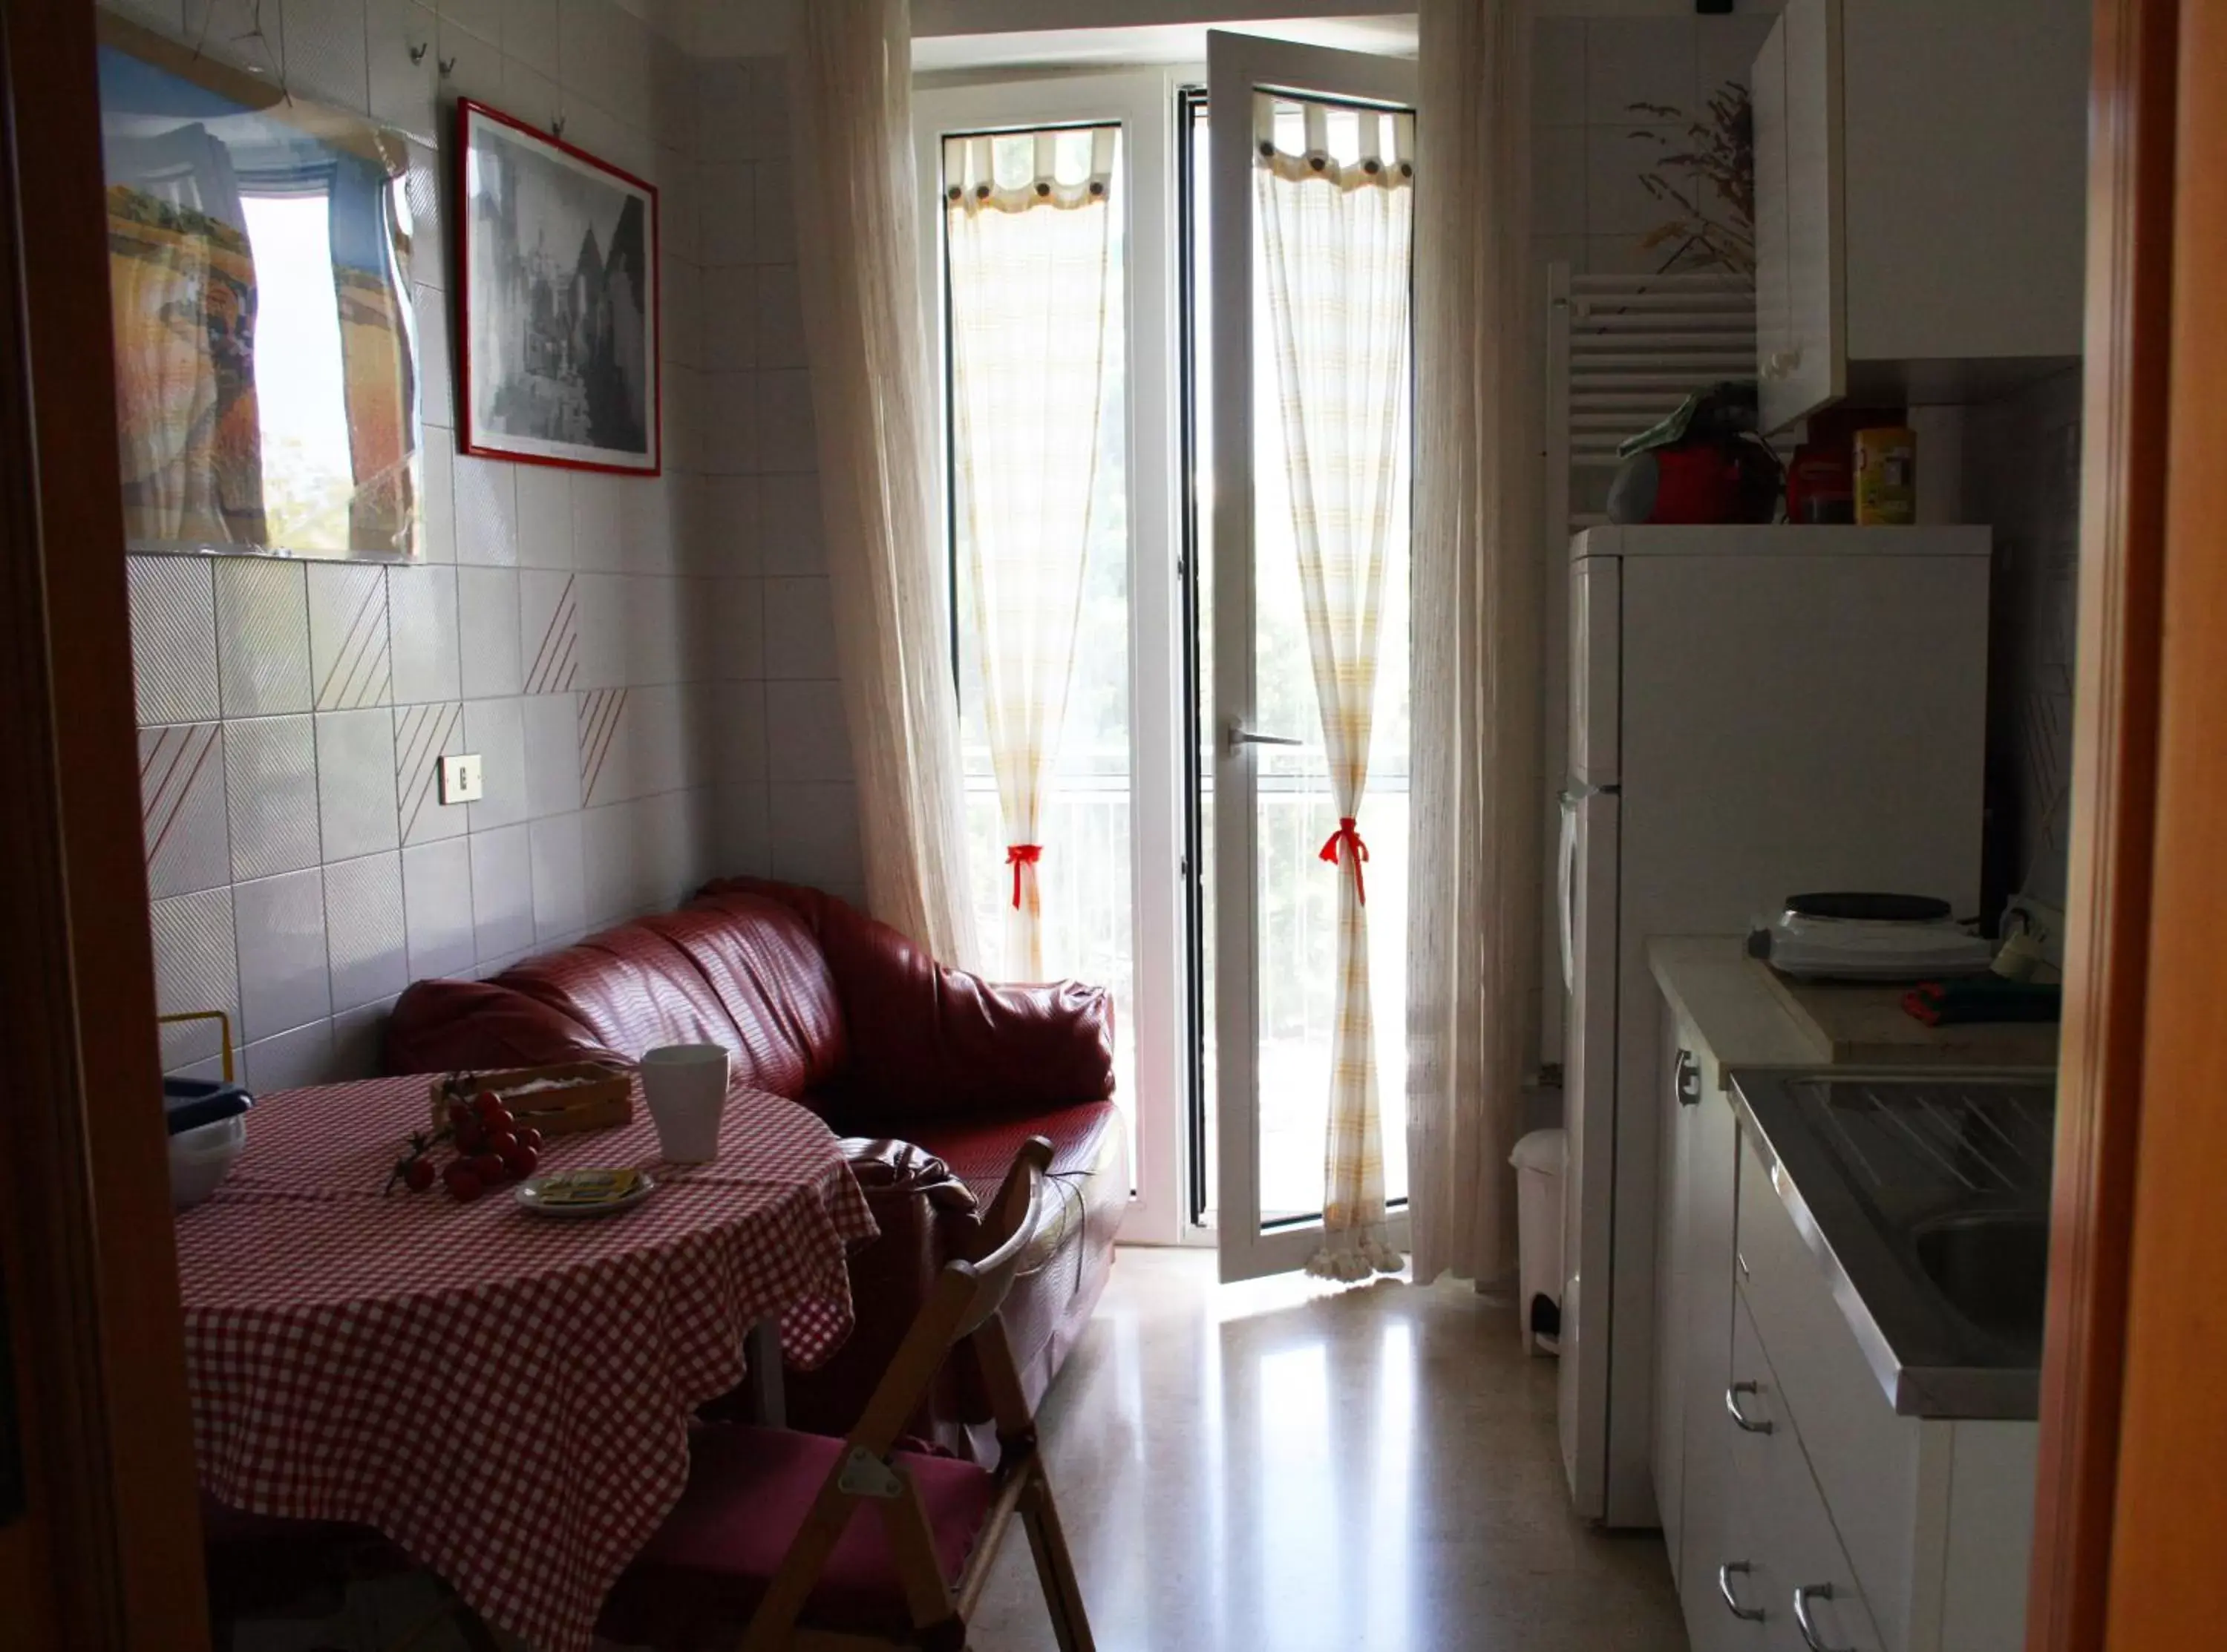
[457,100,659,476]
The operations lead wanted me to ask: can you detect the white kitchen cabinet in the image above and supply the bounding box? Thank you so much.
[1649,943,1822,1652]
[1653,1015,1693,1571]
[1653,997,1756,1652]
[1712,1467,1771,1652]
[1724,1294,1891,1652]
[1751,0,2090,433]
[1721,1300,1785,1640]
[1733,1128,2040,1652]
[1750,0,1840,436]
[1647,945,2039,1652]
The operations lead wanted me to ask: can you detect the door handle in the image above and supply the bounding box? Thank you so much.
[1226,721,1305,755]
[1675,1048,1701,1107]
[1726,1380,1773,1434]
[1793,1582,1854,1652]
[1719,1561,1766,1623]
[1557,793,1580,995]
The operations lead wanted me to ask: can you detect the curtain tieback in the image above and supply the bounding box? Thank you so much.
[1005,843,1043,908]
[1318,817,1369,905]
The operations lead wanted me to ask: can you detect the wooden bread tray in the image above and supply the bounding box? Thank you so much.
[430,1062,633,1138]
[1745,959,2062,1069]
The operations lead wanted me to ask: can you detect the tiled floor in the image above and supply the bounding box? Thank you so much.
[964,1248,1687,1652]
[236,1248,1686,1651]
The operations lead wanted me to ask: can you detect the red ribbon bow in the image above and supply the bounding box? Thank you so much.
[1318,816,1369,904]
[1005,843,1042,908]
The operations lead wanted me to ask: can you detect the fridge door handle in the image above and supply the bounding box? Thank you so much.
[1557,791,1580,995]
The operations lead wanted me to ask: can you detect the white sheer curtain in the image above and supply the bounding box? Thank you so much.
[787,0,979,966]
[1254,94,1414,1282]
[944,128,1119,980]
[1407,0,1540,1286]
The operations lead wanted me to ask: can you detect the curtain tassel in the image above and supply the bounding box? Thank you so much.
[1005,843,1043,908]
[1318,817,1369,904]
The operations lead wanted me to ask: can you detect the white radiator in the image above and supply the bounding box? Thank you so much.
[1543,264,1758,537]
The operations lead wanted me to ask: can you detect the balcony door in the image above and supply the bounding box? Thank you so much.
[1206,33,1417,1281]
[915,75,1187,1242]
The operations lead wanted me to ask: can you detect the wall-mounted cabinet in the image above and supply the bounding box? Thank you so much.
[1750,0,2090,434]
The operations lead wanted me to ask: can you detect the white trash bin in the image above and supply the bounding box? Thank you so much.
[1510,1127,1566,1356]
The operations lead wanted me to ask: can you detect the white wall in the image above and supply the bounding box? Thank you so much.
[693,53,866,905]
[1964,368,2082,914]
[113,0,861,1092]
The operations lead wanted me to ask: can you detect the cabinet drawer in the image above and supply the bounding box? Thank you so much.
[1738,1130,1929,1651]
[1765,1366,1890,1652]
[1726,1289,1789,1504]
[1727,1294,1886,1652]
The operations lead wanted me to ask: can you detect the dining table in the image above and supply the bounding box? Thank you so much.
[173,1071,878,1652]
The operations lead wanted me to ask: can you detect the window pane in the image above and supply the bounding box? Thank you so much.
[1246,96,1413,1225]
[1186,97,1217,1222]
[945,127,1138,1134]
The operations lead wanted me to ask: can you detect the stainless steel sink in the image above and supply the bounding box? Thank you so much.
[1729,1067,2058,1418]
[1910,1208,2051,1357]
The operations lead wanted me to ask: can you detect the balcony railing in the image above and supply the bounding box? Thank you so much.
[961,761,1410,1226]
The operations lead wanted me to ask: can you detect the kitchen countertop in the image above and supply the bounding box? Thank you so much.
[1646,937,1820,1084]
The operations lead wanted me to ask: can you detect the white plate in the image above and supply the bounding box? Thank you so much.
[514,1170,656,1218]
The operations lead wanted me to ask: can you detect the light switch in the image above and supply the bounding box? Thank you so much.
[437,752,484,804]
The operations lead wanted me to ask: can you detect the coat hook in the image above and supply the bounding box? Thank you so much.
[551,113,566,137]
[438,53,457,76]
[408,40,428,63]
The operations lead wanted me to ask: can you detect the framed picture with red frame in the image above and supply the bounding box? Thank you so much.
[455,99,660,476]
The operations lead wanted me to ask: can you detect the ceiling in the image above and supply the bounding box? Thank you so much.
[911,13,1419,76]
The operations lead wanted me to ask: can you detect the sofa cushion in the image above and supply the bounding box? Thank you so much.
[497,924,754,1072]
[636,902,848,1097]
[905,1101,1128,1409]
[699,880,1116,1127]
[382,978,622,1075]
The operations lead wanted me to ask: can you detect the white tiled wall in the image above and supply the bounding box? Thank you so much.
[1964,368,2082,912]
[1529,11,1778,283]
[118,1,864,1092]
[694,55,863,911]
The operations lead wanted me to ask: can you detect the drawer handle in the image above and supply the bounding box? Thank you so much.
[1794,1582,1854,1652]
[1675,1048,1701,1106]
[1718,1561,1766,1623]
[1726,1380,1773,1434]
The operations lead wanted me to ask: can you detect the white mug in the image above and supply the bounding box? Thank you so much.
[638,1044,731,1163]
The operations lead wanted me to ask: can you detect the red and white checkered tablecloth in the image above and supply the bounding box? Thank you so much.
[174,1072,877,1652]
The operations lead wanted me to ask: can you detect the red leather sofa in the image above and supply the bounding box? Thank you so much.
[382,878,1125,1453]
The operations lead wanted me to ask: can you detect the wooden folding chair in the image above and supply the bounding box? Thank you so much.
[597,1135,1094,1652]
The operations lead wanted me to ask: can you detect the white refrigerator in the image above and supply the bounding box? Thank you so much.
[1554,525,1992,1527]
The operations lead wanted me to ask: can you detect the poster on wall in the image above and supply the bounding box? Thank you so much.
[457,100,660,476]
[97,14,424,560]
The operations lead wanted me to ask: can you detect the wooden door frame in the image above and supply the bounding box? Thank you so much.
[0,0,210,1645]
[2093,1,2227,1642]
[2040,0,2191,1648]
